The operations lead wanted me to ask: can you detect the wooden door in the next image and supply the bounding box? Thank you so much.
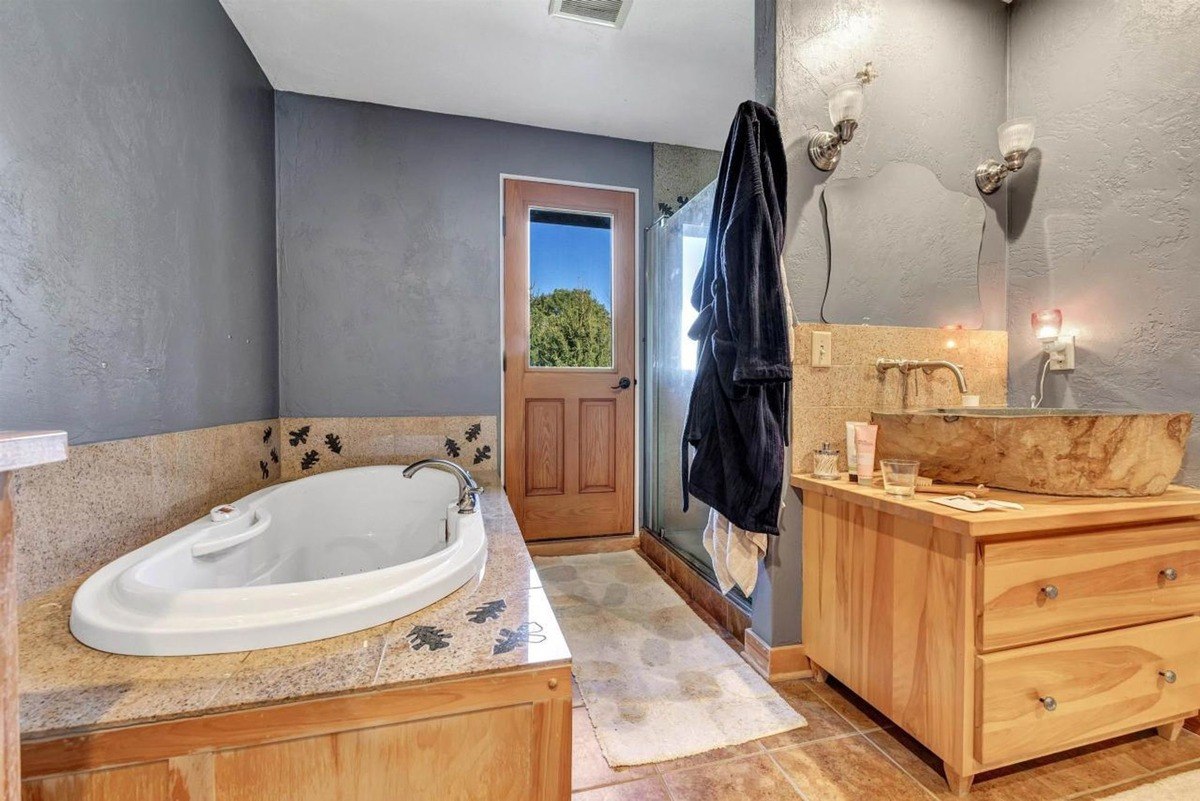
[503,179,636,540]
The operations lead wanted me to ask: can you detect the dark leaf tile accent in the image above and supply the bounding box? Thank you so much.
[299,450,320,471]
[467,600,506,624]
[472,445,492,465]
[657,201,674,217]
[407,625,452,651]
[492,622,545,655]
[259,460,269,480]
[444,438,461,458]
[288,425,311,447]
[262,426,273,443]
[270,448,279,464]
[464,422,482,442]
[324,433,343,454]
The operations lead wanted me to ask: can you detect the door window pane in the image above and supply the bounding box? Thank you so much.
[528,208,614,368]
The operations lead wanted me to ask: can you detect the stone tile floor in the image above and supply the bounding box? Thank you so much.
[567,552,1200,800]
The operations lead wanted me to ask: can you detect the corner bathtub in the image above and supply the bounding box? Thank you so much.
[70,465,487,656]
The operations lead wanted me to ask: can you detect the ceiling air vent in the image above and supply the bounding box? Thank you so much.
[549,0,632,29]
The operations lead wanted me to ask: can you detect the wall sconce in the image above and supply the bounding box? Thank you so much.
[808,64,876,172]
[976,117,1035,194]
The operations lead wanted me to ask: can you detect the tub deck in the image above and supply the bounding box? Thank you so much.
[16,481,573,799]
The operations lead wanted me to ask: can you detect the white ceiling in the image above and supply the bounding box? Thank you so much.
[220,0,755,150]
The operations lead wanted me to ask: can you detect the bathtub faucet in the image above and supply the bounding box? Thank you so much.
[402,459,483,514]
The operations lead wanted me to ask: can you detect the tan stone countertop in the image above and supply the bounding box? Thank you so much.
[792,472,1200,538]
[18,482,570,742]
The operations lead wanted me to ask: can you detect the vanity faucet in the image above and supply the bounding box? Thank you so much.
[402,458,483,514]
[876,358,970,395]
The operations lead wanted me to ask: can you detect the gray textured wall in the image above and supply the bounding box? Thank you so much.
[1007,0,1200,486]
[759,0,1007,647]
[776,0,1009,329]
[0,0,278,444]
[275,93,653,418]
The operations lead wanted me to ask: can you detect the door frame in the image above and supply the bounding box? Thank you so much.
[496,174,641,537]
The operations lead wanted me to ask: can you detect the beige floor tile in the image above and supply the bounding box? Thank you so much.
[572,776,672,800]
[806,677,894,732]
[571,676,584,707]
[653,739,765,773]
[1023,732,1183,798]
[661,753,802,800]
[1069,760,1200,801]
[754,679,857,749]
[1116,729,1200,773]
[572,706,656,791]
[866,726,1066,801]
[771,734,929,801]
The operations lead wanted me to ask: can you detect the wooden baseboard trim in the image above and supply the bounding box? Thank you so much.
[525,534,638,556]
[743,628,812,682]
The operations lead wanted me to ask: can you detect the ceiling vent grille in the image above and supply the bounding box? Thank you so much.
[549,0,631,29]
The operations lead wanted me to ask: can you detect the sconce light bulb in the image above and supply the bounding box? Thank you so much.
[1031,308,1063,343]
[827,82,866,127]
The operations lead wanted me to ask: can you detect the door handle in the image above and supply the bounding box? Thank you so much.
[611,377,632,390]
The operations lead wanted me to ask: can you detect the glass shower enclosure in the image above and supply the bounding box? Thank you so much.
[644,182,751,612]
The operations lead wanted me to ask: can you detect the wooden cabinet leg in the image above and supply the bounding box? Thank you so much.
[944,764,974,796]
[1157,718,1186,742]
[811,662,829,684]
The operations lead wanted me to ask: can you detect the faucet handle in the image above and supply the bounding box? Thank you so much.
[457,485,484,514]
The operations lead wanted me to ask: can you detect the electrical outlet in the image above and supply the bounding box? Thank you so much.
[1049,336,1076,371]
[811,331,832,368]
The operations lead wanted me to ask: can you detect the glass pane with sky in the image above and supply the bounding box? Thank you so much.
[528,209,614,368]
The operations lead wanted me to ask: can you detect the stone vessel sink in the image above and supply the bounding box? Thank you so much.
[873,408,1193,497]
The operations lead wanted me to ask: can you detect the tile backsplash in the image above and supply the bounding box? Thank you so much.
[13,420,280,602]
[12,415,498,602]
[278,416,497,480]
[791,324,1008,475]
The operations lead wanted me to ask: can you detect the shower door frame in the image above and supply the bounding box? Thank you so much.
[642,209,752,614]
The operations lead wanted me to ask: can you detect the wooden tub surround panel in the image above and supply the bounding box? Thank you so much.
[20,665,573,801]
[1,432,68,801]
[796,473,1200,796]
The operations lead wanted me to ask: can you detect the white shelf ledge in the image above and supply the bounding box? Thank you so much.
[0,431,68,472]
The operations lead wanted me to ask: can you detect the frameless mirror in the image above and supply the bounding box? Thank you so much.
[821,162,987,328]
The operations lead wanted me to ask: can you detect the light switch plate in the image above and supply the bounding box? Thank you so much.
[811,331,832,368]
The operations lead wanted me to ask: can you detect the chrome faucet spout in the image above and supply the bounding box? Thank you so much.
[876,358,970,395]
[402,458,482,514]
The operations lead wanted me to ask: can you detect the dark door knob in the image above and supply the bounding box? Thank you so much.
[611,376,632,390]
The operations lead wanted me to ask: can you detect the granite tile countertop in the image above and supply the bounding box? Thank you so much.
[18,483,570,741]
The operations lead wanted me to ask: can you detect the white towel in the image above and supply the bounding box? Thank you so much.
[702,509,768,596]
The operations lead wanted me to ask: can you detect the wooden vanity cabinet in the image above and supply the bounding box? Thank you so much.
[796,476,1200,796]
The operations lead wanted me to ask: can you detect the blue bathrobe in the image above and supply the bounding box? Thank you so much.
[681,101,790,535]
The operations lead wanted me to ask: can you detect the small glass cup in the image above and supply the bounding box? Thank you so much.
[881,459,921,498]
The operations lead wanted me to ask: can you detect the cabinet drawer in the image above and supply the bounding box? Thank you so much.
[976,616,1200,766]
[978,521,1200,650]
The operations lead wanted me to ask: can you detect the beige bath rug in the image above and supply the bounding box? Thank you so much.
[534,551,806,766]
[1096,768,1200,800]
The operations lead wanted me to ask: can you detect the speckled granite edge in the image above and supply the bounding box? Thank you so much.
[18,482,570,742]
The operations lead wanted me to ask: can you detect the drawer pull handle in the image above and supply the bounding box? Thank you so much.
[1161,568,1178,582]
[1040,696,1058,712]
[1040,584,1060,600]
[1160,670,1178,684]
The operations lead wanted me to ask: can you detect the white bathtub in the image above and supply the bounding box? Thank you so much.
[70,465,487,656]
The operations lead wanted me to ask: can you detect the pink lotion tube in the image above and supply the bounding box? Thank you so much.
[854,424,878,486]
